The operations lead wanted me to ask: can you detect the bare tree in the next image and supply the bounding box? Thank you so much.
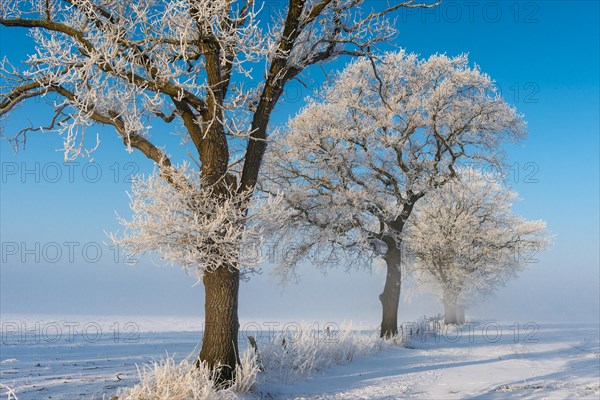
[404,169,551,324]
[0,0,440,382]
[263,51,526,337]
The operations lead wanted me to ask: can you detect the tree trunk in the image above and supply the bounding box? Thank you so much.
[379,240,402,338]
[377,197,419,338]
[443,295,465,325]
[199,265,240,385]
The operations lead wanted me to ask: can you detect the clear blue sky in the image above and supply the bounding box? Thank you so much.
[1,1,598,325]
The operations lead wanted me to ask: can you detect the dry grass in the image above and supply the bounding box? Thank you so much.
[117,350,259,400]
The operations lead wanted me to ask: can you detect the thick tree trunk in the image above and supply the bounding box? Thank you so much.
[379,241,402,338]
[443,295,465,325]
[199,265,240,384]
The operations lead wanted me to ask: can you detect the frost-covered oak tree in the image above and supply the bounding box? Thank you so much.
[404,169,551,324]
[0,0,440,382]
[264,51,526,337]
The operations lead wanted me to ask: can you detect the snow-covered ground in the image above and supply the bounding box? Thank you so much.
[263,322,600,399]
[0,330,201,398]
[1,319,598,399]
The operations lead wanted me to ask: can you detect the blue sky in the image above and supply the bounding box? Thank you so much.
[1,1,598,325]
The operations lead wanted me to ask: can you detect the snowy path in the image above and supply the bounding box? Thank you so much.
[262,323,600,399]
[1,322,598,399]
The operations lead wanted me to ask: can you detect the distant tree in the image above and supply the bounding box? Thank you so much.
[263,51,526,337]
[404,169,551,324]
[0,0,440,382]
